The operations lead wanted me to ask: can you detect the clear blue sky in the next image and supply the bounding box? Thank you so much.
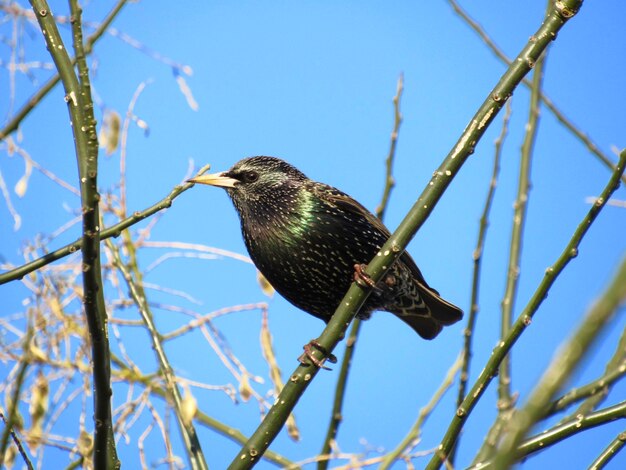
[1,1,625,468]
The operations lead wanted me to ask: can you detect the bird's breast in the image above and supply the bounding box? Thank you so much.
[238,204,387,318]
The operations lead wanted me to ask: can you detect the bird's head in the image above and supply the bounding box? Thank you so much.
[188,156,308,215]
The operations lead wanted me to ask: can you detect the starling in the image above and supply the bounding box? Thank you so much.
[189,156,462,341]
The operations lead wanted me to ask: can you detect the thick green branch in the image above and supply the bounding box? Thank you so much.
[230,3,582,469]
[28,1,117,468]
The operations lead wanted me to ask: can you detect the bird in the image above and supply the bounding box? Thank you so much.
[188,156,462,356]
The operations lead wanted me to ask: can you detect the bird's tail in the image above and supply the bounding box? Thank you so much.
[395,281,463,340]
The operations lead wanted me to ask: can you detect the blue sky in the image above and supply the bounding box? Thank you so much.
[1,1,626,468]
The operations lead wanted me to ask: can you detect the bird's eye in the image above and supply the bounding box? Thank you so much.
[243,171,259,183]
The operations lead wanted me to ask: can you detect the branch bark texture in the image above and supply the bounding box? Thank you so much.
[28,1,118,467]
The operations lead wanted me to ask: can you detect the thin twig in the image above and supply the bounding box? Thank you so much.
[471,401,626,469]
[547,359,626,418]
[446,0,626,186]
[0,0,128,141]
[109,354,296,468]
[588,430,626,470]
[0,330,33,467]
[260,310,300,441]
[0,412,34,470]
[489,251,626,468]
[375,73,404,221]
[451,100,511,465]
[379,354,463,469]
[428,144,625,470]
[498,43,546,410]
[474,48,548,465]
[569,323,626,418]
[0,165,210,285]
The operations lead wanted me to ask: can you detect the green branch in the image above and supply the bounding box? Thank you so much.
[317,74,404,470]
[570,324,626,418]
[230,3,582,468]
[475,47,548,465]
[28,1,117,467]
[472,401,626,469]
[375,73,404,222]
[588,430,626,469]
[108,242,209,470]
[109,354,295,468]
[0,167,207,285]
[489,251,626,468]
[0,0,128,142]
[499,43,546,409]
[379,354,462,469]
[429,143,624,469]
[0,329,32,466]
[546,357,626,417]
[316,318,360,469]
[446,0,626,186]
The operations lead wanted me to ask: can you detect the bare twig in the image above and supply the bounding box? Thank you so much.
[489,251,626,468]
[569,324,626,418]
[379,354,463,469]
[429,149,624,468]
[0,165,210,285]
[446,0,626,186]
[474,48,548,465]
[107,241,208,470]
[451,100,511,464]
[0,0,128,141]
[0,330,32,467]
[471,401,626,469]
[588,430,626,470]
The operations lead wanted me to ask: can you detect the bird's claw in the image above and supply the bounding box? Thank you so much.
[353,264,383,292]
[298,339,337,370]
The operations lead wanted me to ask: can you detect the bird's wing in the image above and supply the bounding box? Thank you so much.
[309,182,392,236]
[309,182,430,282]
[311,182,463,329]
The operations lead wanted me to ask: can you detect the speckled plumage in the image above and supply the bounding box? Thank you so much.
[192,156,462,339]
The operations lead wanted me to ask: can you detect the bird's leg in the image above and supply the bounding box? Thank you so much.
[353,264,383,292]
[298,339,338,370]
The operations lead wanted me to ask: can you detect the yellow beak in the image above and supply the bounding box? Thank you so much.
[187,172,239,188]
